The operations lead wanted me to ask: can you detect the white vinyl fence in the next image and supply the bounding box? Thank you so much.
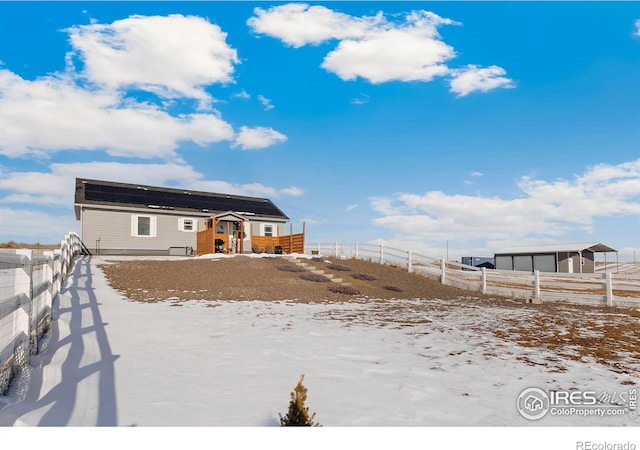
[0,232,84,394]
[305,242,640,308]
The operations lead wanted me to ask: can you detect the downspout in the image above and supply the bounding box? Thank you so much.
[80,206,84,242]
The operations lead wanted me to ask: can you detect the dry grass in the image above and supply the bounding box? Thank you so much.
[0,241,58,250]
[99,256,476,303]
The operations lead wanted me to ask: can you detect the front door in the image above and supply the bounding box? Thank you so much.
[215,220,244,253]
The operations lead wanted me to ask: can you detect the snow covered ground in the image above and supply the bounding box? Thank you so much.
[0,256,638,448]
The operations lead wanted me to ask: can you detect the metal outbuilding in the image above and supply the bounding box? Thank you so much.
[494,242,618,273]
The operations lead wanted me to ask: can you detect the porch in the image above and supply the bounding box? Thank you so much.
[196,214,305,256]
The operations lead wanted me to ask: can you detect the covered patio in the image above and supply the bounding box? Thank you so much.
[196,212,305,256]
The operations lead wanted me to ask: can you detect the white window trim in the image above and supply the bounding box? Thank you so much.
[131,214,157,237]
[179,218,196,232]
[262,223,275,237]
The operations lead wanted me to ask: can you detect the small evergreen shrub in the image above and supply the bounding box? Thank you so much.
[383,285,405,292]
[300,273,331,282]
[328,285,361,295]
[352,273,377,281]
[276,264,305,272]
[326,263,352,272]
[279,374,321,427]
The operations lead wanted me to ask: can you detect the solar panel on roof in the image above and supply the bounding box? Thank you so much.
[82,182,284,217]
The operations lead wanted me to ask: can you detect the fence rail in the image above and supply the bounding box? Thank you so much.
[304,242,640,308]
[0,232,84,394]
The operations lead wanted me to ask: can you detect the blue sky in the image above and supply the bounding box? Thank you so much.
[0,1,639,260]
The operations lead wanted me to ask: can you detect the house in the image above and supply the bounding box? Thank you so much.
[493,242,618,273]
[74,178,301,255]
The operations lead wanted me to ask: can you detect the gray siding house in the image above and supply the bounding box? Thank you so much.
[494,243,617,273]
[74,178,290,255]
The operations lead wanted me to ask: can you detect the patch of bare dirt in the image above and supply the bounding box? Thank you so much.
[98,256,480,303]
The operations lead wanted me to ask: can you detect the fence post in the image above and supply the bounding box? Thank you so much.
[440,259,446,285]
[481,267,487,294]
[605,271,613,307]
[14,249,33,364]
[60,239,69,285]
[355,242,359,260]
[534,270,540,300]
[52,250,61,297]
[379,244,384,265]
[43,250,55,322]
[408,250,413,273]
[334,242,339,258]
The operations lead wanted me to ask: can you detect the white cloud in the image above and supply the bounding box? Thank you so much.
[257,94,274,111]
[281,186,304,196]
[346,204,358,212]
[250,5,456,84]
[635,19,640,36]
[322,12,456,84]
[0,207,79,241]
[450,65,514,97]
[464,171,483,185]
[67,14,239,103]
[371,159,640,243]
[188,180,302,199]
[0,14,292,159]
[233,90,251,100]
[248,4,378,48]
[248,4,512,94]
[350,93,370,105]
[232,126,288,150]
[0,172,72,206]
[0,70,235,158]
[0,162,202,207]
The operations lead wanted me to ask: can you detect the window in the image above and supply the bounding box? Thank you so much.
[138,217,151,236]
[131,215,156,237]
[263,224,273,237]
[179,218,195,232]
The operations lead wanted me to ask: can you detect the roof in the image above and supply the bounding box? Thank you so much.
[74,178,289,221]
[494,242,617,255]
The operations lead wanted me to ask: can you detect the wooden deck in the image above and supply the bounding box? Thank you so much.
[251,233,305,254]
[197,220,305,256]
